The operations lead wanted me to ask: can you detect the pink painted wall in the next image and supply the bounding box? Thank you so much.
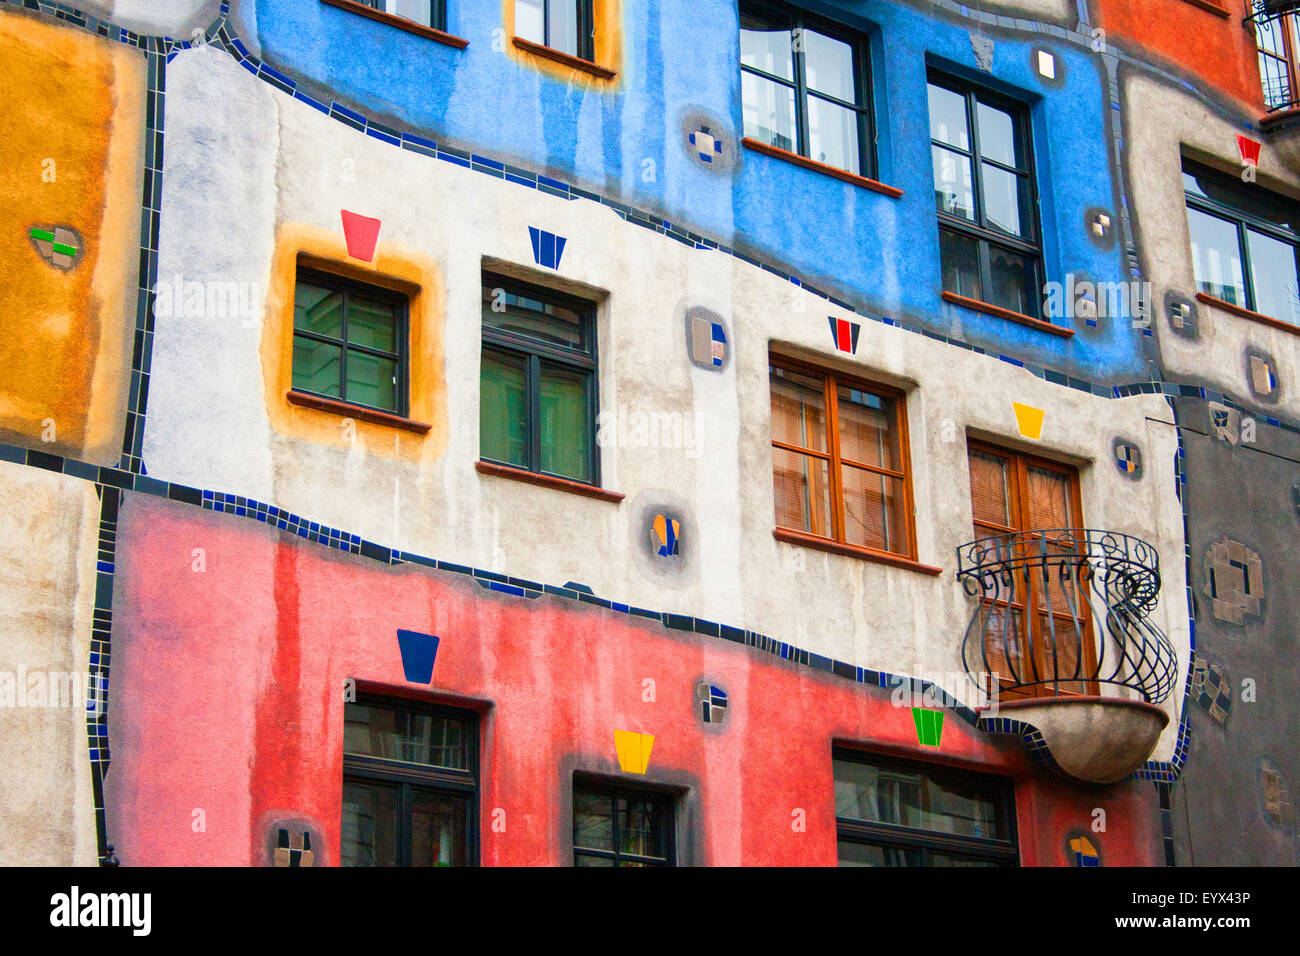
[106,495,1163,866]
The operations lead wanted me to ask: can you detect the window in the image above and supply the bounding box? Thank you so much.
[480,274,599,485]
[739,1,874,177]
[834,750,1017,866]
[573,779,675,866]
[341,696,478,866]
[967,442,1093,699]
[515,0,594,61]
[1183,158,1300,326]
[1256,9,1300,112]
[928,75,1042,319]
[357,0,446,29]
[292,268,408,416]
[769,356,916,559]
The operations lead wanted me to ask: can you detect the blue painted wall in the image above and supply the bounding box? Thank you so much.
[253,0,1142,381]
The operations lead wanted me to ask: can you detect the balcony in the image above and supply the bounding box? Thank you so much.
[1253,1,1300,172]
[956,529,1178,784]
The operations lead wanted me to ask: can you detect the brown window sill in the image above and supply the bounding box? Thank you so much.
[773,527,943,576]
[1179,0,1229,17]
[286,389,432,433]
[476,460,625,503]
[941,291,1074,338]
[511,36,616,79]
[321,0,470,48]
[1196,292,1300,336]
[741,138,903,198]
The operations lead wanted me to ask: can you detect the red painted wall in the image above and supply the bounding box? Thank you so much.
[105,495,1163,866]
[1095,0,1265,111]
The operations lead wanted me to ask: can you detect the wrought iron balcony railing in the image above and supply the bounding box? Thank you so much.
[956,529,1178,705]
[1252,1,1300,113]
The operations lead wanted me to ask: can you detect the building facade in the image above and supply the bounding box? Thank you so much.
[0,0,1295,866]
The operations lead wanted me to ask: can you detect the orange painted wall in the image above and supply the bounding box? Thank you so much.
[0,11,144,464]
[1095,0,1264,111]
[260,224,449,462]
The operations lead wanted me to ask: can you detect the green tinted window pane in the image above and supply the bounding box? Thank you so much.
[480,350,528,467]
[482,284,586,350]
[292,335,342,397]
[539,364,590,480]
[346,350,398,411]
[1246,228,1300,324]
[575,854,615,866]
[341,781,399,867]
[573,791,614,850]
[347,295,398,352]
[409,789,468,867]
[294,283,344,338]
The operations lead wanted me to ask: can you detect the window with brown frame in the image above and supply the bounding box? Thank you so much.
[769,355,916,561]
[1257,10,1300,113]
[966,442,1096,700]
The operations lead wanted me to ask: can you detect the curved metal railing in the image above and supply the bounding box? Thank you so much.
[956,529,1178,704]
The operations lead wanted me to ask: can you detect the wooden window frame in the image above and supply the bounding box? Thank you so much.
[833,749,1018,867]
[928,72,1045,321]
[515,0,596,63]
[769,353,920,563]
[738,0,877,180]
[967,440,1097,700]
[341,693,480,867]
[571,776,676,867]
[480,272,601,487]
[292,266,411,419]
[1183,158,1300,327]
[1256,10,1300,112]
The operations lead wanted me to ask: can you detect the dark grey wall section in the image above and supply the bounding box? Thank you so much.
[1171,396,1300,866]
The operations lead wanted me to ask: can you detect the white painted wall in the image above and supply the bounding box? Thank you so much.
[0,462,101,866]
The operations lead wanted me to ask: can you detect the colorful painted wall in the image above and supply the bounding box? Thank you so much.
[0,0,1296,869]
[0,11,143,465]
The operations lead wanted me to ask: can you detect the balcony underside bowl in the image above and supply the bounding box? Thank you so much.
[1263,109,1300,176]
[995,696,1170,785]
